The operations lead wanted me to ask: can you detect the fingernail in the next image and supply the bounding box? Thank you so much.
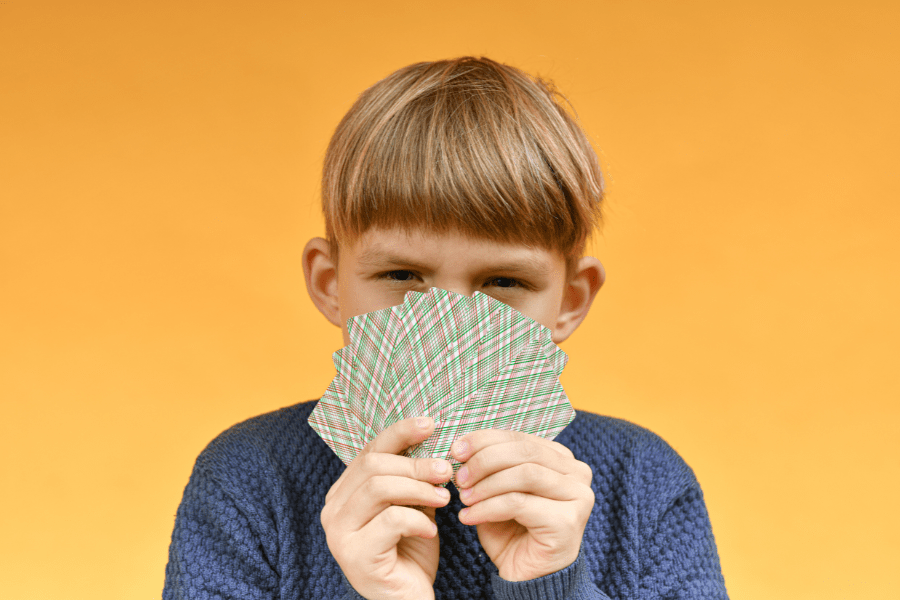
[434,487,450,500]
[456,466,469,485]
[417,417,432,429]
[433,460,450,475]
[452,439,469,457]
[459,487,472,501]
[459,508,469,520]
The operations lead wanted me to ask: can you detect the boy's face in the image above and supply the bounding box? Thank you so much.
[304,227,605,346]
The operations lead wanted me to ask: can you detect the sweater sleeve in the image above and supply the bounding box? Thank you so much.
[163,463,280,600]
[488,482,727,600]
[524,412,728,600]
[163,460,362,600]
[631,427,729,600]
[639,481,729,599]
[491,550,613,600]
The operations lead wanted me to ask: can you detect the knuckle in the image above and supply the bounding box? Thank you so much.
[362,476,386,498]
[362,452,395,476]
[384,574,405,595]
[553,441,575,459]
[557,501,584,527]
[517,441,542,462]
[504,491,528,509]
[576,461,593,484]
[380,505,407,529]
[360,452,379,472]
[578,486,597,513]
[564,512,582,531]
[521,462,543,484]
[357,441,373,456]
[499,430,518,443]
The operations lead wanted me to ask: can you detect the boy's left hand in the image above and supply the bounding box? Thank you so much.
[451,430,595,582]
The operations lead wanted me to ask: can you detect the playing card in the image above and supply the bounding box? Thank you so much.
[308,287,575,476]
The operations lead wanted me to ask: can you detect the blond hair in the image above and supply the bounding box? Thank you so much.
[321,57,604,275]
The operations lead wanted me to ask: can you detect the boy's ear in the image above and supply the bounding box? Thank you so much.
[552,257,606,344]
[302,237,343,329]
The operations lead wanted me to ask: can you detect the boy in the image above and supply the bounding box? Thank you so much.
[163,57,728,600]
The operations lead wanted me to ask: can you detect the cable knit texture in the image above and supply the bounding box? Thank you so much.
[163,400,728,599]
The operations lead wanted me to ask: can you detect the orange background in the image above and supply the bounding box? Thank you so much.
[2,1,898,598]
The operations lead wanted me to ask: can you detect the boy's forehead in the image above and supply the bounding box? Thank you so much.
[346,227,561,272]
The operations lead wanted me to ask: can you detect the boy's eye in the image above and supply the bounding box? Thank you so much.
[488,277,520,289]
[379,271,525,290]
[384,270,418,282]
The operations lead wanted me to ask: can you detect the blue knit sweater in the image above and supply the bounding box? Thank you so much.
[163,400,728,599]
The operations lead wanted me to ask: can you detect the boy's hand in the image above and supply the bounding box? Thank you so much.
[451,430,594,582]
[320,416,453,600]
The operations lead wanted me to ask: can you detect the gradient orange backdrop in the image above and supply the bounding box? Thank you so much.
[2,1,898,598]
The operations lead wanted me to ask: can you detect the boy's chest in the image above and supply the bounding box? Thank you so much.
[279,478,501,599]
[276,476,616,600]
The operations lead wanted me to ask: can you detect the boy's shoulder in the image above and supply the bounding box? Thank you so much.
[194,400,331,473]
[559,409,700,503]
[562,409,693,470]
[186,401,343,504]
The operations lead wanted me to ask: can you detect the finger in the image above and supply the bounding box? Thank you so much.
[327,416,446,507]
[343,474,451,532]
[458,492,590,530]
[327,439,451,500]
[456,463,594,506]
[330,451,453,509]
[363,416,436,457]
[454,440,582,488]
[356,506,438,556]
[451,429,574,463]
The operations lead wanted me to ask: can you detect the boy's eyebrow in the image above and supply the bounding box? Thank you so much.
[476,260,552,277]
[356,249,424,268]
[356,248,552,276]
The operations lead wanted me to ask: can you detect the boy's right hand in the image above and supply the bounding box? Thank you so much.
[321,416,453,600]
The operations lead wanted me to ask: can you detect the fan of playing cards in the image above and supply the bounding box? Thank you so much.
[308,287,575,479]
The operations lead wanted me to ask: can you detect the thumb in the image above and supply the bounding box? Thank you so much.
[363,416,435,457]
